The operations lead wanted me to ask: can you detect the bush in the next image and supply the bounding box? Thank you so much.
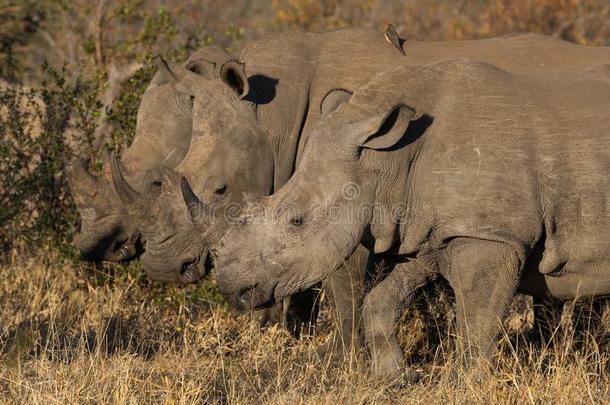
[0,58,97,255]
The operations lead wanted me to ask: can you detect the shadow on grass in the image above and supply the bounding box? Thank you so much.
[2,314,161,365]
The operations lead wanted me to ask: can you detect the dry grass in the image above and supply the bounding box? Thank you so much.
[1,252,609,403]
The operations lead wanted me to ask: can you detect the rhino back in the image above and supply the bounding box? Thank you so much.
[349,60,610,289]
[239,30,610,190]
[429,63,609,286]
[403,33,610,75]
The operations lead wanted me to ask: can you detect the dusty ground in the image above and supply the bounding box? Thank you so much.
[1,252,609,404]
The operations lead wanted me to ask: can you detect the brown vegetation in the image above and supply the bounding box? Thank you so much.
[1,253,609,402]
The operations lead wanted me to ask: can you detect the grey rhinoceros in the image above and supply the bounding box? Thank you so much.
[188,58,610,378]
[67,47,234,275]
[112,29,610,356]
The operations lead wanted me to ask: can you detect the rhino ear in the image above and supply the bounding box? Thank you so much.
[349,104,415,151]
[151,48,235,87]
[150,55,176,86]
[320,89,353,117]
[185,46,236,79]
[220,60,249,100]
[150,55,201,96]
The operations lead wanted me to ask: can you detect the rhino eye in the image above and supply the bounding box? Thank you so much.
[214,184,227,195]
[289,216,304,227]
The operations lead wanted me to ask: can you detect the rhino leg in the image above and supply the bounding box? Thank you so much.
[447,239,522,374]
[362,260,430,380]
[317,244,368,363]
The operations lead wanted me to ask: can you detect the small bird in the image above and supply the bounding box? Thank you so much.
[384,23,406,56]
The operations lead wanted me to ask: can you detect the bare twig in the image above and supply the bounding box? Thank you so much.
[90,62,144,154]
[553,6,610,39]
[38,29,68,64]
[94,0,107,70]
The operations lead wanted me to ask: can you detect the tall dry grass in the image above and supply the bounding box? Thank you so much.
[1,253,609,403]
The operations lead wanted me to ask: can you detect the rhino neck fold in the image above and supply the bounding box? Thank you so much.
[240,33,318,191]
[362,134,429,256]
[239,28,421,191]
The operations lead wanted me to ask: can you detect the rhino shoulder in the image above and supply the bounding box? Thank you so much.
[349,58,511,114]
[426,57,511,79]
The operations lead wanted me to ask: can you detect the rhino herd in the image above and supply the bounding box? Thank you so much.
[67,27,610,380]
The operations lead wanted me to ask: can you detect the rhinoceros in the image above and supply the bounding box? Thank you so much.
[112,29,610,357]
[67,47,234,275]
[114,30,610,283]
[188,58,610,378]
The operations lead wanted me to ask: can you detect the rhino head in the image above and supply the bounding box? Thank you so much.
[67,157,140,262]
[110,57,275,283]
[187,82,419,309]
[68,47,235,263]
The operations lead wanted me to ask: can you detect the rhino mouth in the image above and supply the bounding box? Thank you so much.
[112,231,143,262]
[237,282,278,310]
[179,250,212,284]
[76,228,142,263]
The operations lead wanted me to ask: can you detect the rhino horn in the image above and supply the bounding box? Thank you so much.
[151,55,177,84]
[67,159,96,198]
[66,159,106,218]
[109,154,151,215]
[181,177,210,226]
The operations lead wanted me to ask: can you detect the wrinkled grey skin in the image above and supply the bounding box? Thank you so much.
[115,30,610,355]
[134,30,610,281]
[208,59,610,378]
[67,47,234,275]
[111,29,409,348]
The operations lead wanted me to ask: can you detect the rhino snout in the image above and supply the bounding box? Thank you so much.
[216,254,283,310]
[141,248,210,285]
[74,227,140,262]
[178,250,211,284]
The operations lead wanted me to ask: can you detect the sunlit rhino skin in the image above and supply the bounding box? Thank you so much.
[131,30,610,283]
[203,59,610,378]
[110,29,409,346]
[67,47,234,273]
[117,29,610,355]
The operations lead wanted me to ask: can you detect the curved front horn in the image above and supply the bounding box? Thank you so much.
[110,154,148,209]
[66,159,109,220]
[180,177,211,225]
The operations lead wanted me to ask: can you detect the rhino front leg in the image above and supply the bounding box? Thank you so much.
[362,259,430,379]
[446,239,522,373]
[318,244,368,362]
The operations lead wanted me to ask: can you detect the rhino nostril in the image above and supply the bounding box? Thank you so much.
[238,284,258,306]
[214,184,227,196]
[113,241,135,261]
[181,257,199,275]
